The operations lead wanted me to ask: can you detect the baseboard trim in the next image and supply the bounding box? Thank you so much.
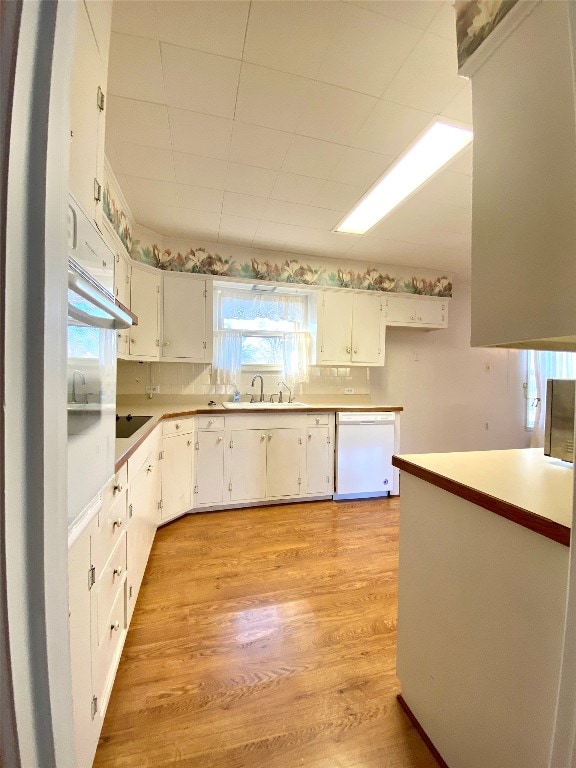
[396,694,449,768]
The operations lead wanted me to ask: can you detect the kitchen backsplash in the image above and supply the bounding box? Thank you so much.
[117,360,370,399]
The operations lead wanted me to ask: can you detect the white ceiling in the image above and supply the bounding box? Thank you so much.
[105,0,472,275]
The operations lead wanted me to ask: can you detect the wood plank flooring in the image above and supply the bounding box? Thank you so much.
[94,498,438,768]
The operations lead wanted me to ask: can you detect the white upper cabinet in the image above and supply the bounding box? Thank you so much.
[69,1,112,221]
[161,274,213,363]
[317,290,385,366]
[469,1,576,350]
[384,294,447,329]
[129,264,160,360]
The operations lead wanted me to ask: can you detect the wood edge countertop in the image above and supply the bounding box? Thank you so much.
[115,403,403,473]
[393,449,572,547]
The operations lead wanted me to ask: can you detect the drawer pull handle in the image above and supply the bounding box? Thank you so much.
[315,418,320,424]
[113,566,123,577]
[111,621,120,632]
[113,518,123,528]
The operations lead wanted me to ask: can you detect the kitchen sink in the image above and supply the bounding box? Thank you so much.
[222,401,308,409]
[116,414,153,438]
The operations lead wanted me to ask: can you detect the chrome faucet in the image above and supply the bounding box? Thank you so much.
[71,370,88,404]
[278,381,292,403]
[251,374,265,402]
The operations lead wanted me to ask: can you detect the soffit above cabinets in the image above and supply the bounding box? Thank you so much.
[105,0,472,276]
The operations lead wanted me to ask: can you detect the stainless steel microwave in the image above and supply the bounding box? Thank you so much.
[544,379,575,462]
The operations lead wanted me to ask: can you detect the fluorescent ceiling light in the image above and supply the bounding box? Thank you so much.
[335,119,473,235]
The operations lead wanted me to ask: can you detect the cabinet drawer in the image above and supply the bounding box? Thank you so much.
[101,464,128,512]
[162,417,195,437]
[94,488,127,575]
[307,413,330,426]
[96,531,126,646]
[197,415,224,430]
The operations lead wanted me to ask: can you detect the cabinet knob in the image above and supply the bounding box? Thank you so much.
[308,433,312,439]
[383,479,389,485]
[315,418,320,425]
[113,483,123,494]
[163,341,170,346]
[175,422,180,430]
[113,566,123,577]
[131,337,136,344]
[261,434,266,441]
[217,436,223,442]
[346,346,351,354]
[187,439,192,446]
[111,621,120,632]
[268,434,272,441]
[113,518,123,528]
[353,349,358,354]
[208,419,213,426]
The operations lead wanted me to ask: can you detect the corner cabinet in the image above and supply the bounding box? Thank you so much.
[316,290,385,366]
[126,268,214,363]
[161,274,213,363]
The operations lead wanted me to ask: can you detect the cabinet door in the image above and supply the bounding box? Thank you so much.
[266,428,302,498]
[129,266,160,359]
[229,429,267,502]
[68,521,99,768]
[161,433,193,520]
[351,294,383,364]
[127,448,159,621]
[318,291,353,364]
[69,3,103,218]
[306,427,332,495]
[114,251,130,308]
[195,431,225,506]
[162,275,207,360]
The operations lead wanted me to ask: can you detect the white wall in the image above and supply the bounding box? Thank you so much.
[371,283,530,454]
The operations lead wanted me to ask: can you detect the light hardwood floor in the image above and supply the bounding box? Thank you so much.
[94,498,438,768]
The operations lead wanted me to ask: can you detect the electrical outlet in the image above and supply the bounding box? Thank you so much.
[344,387,355,394]
[146,385,160,395]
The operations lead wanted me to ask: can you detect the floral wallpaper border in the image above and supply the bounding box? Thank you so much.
[103,183,133,255]
[455,0,518,70]
[103,159,452,298]
[131,242,453,297]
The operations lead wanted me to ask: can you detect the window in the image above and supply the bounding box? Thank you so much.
[212,286,311,385]
[525,349,576,440]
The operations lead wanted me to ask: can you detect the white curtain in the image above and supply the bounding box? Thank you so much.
[530,350,576,447]
[211,330,242,385]
[214,287,310,384]
[283,331,311,386]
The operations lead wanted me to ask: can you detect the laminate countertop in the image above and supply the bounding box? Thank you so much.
[115,401,403,472]
[393,448,573,546]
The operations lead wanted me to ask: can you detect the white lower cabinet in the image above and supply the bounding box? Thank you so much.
[194,429,226,506]
[68,427,162,767]
[229,429,267,502]
[127,429,161,622]
[306,426,333,495]
[160,419,195,522]
[266,428,302,498]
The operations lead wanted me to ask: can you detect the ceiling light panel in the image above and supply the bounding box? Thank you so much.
[336,120,473,235]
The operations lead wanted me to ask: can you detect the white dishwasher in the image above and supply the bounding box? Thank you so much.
[335,412,397,499]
